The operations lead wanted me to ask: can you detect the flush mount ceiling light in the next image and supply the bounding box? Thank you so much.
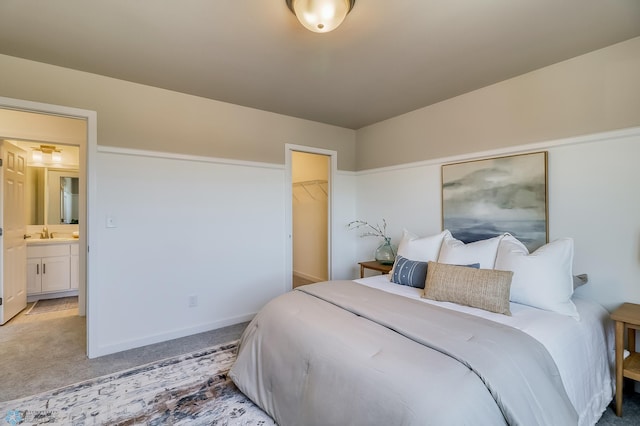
[286,0,356,33]
[32,144,62,163]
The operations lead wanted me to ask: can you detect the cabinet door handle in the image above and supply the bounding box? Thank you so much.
[36,264,39,275]
[43,263,46,274]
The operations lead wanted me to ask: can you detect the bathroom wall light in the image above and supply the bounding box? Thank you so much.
[31,149,43,162]
[32,144,62,163]
[286,0,356,33]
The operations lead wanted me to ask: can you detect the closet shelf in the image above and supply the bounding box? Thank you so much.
[292,179,328,201]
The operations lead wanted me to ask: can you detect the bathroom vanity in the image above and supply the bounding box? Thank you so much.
[26,239,79,301]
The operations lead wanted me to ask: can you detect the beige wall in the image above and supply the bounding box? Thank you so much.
[356,37,640,170]
[0,54,357,171]
[2,35,638,173]
[0,109,86,146]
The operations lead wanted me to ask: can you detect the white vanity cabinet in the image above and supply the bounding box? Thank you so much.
[70,243,79,290]
[27,242,78,296]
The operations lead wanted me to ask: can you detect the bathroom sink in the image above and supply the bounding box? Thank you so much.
[27,237,78,244]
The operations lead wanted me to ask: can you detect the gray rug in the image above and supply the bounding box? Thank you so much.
[26,297,78,315]
[0,341,274,425]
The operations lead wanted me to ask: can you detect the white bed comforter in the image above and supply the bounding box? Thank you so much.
[355,275,615,426]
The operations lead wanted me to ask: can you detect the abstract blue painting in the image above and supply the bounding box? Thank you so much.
[442,151,548,252]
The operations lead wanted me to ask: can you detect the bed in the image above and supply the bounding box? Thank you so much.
[230,231,615,426]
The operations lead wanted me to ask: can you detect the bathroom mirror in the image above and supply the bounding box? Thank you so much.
[26,166,79,225]
[58,176,79,224]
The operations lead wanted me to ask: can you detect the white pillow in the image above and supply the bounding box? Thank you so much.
[396,229,449,262]
[494,236,579,319]
[389,229,449,281]
[437,233,505,269]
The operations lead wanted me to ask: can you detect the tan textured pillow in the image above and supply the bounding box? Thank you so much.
[422,262,513,315]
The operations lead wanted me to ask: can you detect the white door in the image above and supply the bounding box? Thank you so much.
[0,141,27,324]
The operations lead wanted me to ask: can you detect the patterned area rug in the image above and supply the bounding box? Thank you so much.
[0,341,275,425]
[26,297,78,315]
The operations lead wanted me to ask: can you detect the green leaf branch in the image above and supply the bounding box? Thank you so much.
[347,219,390,240]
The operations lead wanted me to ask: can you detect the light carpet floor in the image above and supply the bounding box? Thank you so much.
[25,296,78,315]
[0,312,248,402]
[0,341,274,425]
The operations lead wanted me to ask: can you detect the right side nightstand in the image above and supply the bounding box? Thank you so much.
[611,302,640,417]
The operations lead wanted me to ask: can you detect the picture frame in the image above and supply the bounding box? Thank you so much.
[441,151,548,252]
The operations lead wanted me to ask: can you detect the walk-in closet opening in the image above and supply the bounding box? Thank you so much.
[291,151,331,288]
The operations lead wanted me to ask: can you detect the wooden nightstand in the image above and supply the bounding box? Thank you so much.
[611,303,640,416]
[358,260,393,278]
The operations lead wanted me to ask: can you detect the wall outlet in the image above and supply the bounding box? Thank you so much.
[188,295,198,308]
[106,215,117,228]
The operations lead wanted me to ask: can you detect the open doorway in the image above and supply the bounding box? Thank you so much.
[0,98,95,356]
[286,145,337,290]
[4,139,81,325]
[292,151,330,287]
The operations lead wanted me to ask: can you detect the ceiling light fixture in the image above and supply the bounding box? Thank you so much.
[32,144,62,163]
[286,0,356,33]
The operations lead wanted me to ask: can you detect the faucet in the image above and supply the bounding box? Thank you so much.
[41,226,50,239]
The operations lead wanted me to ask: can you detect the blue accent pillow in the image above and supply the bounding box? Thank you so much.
[391,257,480,289]
[391,256,429,288]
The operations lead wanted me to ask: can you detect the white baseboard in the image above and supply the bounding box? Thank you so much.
[27,289,79,303]
[292,270,326,283]
[89,312,256,358]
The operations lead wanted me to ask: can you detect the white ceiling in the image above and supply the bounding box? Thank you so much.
[1,0,639,129]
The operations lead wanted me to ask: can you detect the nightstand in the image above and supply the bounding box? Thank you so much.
[358,260,393,278]
[611,303,640,416]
